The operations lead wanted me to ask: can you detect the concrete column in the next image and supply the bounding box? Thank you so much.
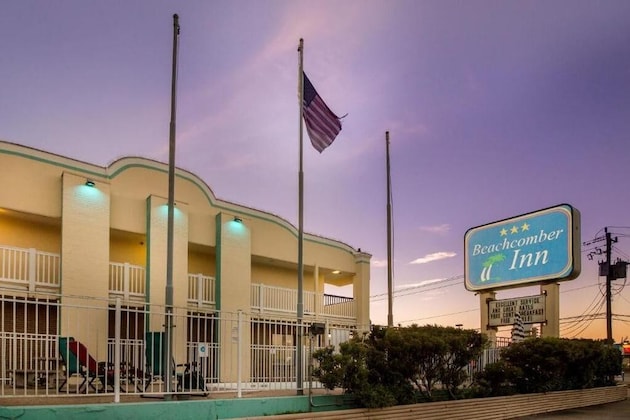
[145,195,189,360]
[216,213,251,382]
[353,251,371,333]
[479,291,497,345]
[60,172,110,356]
[540,282,560,338]
[314,264,321,317]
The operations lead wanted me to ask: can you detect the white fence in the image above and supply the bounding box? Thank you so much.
[187,273,215,307]
[0,245,60,290]
[251,284,356,319]
[0,290,351,401]
[108,262,146,301]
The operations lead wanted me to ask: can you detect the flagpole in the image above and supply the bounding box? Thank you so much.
[296,37,305,396]
[386,131,394,327]
[164,13,180,397]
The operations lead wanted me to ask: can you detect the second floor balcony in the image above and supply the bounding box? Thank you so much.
[0,244,355,322]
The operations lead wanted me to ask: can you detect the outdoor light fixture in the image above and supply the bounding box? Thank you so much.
[233,216,242,223]
[85,179,95,187]
[332,270,340,274]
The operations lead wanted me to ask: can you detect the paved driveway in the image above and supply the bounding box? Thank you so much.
[518,385,630,419]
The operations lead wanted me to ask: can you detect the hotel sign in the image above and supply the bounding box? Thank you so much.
[465,204,581,291]
[488,295,546,327]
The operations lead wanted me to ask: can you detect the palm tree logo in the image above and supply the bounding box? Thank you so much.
[480,253,506,282]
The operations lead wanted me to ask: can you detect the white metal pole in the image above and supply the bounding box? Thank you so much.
[114,297,121,402]
[237,310,242,398]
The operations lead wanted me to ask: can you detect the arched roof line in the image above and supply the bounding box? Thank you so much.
[0,141,360,256]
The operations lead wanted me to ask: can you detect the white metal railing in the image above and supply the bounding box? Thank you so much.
[187,274,215,307]
[250,284,356,319]
[251,284,316,315]
[0,290,358,400]
[0,245,60,291]
[322,296,356,319]
[108,262,145,300]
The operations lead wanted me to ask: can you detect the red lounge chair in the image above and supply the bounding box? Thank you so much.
[68,340,117,392]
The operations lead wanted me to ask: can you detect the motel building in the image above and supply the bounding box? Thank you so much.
[0,140,371,395]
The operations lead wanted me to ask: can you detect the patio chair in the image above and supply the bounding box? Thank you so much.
[143,332,207,395]
[68,340,117,392]
[57,336,80,392]
[141,331,167,391]
[176,360,207,394]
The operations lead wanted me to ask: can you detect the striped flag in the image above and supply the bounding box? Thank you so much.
[302,72,342,153]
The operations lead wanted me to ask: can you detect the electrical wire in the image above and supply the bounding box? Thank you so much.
[370,274,463,300]
[560,294,606,336]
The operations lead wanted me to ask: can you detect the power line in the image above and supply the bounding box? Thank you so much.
[395,281,607,328]
[370,274,463,300]
[399,308,478,325]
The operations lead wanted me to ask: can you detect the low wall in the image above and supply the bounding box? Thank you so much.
[0,386,625,420]
[242,385,628,420]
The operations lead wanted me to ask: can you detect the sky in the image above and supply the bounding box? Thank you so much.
[1,0,630,341]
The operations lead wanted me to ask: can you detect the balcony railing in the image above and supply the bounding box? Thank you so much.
[251,284,355,319]
[108,262,146,301]
[0,245,60,291]
[251,283,316,315]
[0,245,354,320]
[187,273,215,307]
[323,294,356,319]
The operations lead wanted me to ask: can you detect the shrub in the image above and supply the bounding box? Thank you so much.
[475,337,622,395]
[312,325,487,407]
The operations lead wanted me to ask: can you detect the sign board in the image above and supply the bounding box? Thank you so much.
[488,295,546,327]
[465,204,581,291]
[198,343,209,358]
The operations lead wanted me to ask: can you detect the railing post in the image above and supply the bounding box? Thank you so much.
[197,273,203,307]
[259,284,264,313]
[28,248,37,292]
[315,293,322,317]
[114,297,121,403]
[123,263,130,301]
[237,310,242,398]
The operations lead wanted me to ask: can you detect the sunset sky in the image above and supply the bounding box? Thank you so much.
[2,1,630,341]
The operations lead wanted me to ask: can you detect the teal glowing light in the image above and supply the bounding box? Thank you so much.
[159,203,181,219]
[75,183,104,202]
[228,217,246,234]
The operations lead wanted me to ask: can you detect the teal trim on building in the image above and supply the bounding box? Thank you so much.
[215,213,222,311]
[145,196,152,329]
[0,142,360,258]
[0,395,355,420]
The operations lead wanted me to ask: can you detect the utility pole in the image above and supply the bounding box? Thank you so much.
[587,228,627,344]
[605,228,613,344]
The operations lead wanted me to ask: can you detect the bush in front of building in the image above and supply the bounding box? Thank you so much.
[473,337,622,396]
[312,324,487,408]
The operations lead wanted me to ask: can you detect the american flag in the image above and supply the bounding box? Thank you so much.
[302,72,342,153]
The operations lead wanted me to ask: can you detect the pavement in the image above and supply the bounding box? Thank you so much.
[518,385,630,419]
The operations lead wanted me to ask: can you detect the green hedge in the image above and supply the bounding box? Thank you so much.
[473,337,622,396]
[313,327,622,408]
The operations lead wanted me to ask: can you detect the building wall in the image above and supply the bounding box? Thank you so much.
[188,247,216,277]
[109,231,146,266]
[251,264,317,292]
[0,213,60,252]
[0,141,371,346]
